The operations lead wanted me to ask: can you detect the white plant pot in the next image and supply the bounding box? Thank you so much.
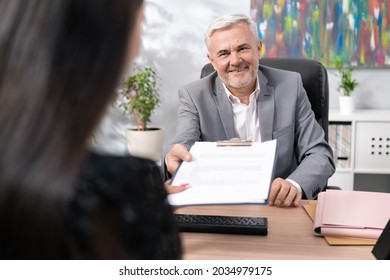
[339,96,355,115]
[126,127,164,165]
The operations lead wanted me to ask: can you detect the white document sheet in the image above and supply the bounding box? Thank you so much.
[168,139,277,206]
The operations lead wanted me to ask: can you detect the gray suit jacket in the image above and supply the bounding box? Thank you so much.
[167,65,335,199]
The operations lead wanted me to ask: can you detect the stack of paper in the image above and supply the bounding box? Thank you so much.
[168,139,277,206]
[314,190,390,239]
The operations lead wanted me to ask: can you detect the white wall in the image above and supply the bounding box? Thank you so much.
[328,68,390,110]
[93,0,390,155]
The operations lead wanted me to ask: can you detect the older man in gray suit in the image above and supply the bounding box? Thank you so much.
[165,14,335,207]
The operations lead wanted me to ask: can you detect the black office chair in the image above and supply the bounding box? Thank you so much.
[200,58,329,141]
[201,58,339,191]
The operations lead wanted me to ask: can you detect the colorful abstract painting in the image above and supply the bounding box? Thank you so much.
[250,0,390,67]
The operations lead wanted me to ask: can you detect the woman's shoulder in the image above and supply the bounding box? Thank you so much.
[66,152,181,259]
[72,152,167,214]
[78,152,162,185]
[83,152,157,173]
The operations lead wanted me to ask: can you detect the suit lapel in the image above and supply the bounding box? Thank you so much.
[212,76,235,139]
[211,69,275,141]
[258,69,275,141]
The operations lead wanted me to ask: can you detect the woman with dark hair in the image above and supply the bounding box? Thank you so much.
[0,0,181,259]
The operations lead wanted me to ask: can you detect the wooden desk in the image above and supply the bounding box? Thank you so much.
[175,202,375,260]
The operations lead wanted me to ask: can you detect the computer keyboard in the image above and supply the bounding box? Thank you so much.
[173,214,268,235]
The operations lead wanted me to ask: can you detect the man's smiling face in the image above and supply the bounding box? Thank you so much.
[207,21,262,95]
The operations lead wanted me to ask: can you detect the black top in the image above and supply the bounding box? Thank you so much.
[66,152,182,259]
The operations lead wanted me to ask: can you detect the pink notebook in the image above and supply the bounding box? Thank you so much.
[314,190,390,239]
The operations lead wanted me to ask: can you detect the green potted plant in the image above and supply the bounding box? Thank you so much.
[119,65,160,131]
[119,65,163,164]
[335,59,359,114]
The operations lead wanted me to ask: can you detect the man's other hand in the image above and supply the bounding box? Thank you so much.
[268,177,301,207]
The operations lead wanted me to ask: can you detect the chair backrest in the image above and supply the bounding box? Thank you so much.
[200,58,329,141]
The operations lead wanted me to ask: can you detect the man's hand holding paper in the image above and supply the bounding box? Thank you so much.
[167,139,277,206]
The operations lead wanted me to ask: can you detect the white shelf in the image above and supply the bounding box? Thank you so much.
[329,109,390,192]
[354,169,390,174]
[334,168,353,173]
[330,110,390,122]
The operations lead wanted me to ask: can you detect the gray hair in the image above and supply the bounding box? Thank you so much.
[205,14,258,50]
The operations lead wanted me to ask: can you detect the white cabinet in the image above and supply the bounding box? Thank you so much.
[328,110,390,192]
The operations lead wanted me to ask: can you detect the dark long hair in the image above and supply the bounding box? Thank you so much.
[0,0,143,259]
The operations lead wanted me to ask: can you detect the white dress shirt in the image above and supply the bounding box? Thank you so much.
[223,80,261,142]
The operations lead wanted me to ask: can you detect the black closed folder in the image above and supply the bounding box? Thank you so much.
[372,218,390,260]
